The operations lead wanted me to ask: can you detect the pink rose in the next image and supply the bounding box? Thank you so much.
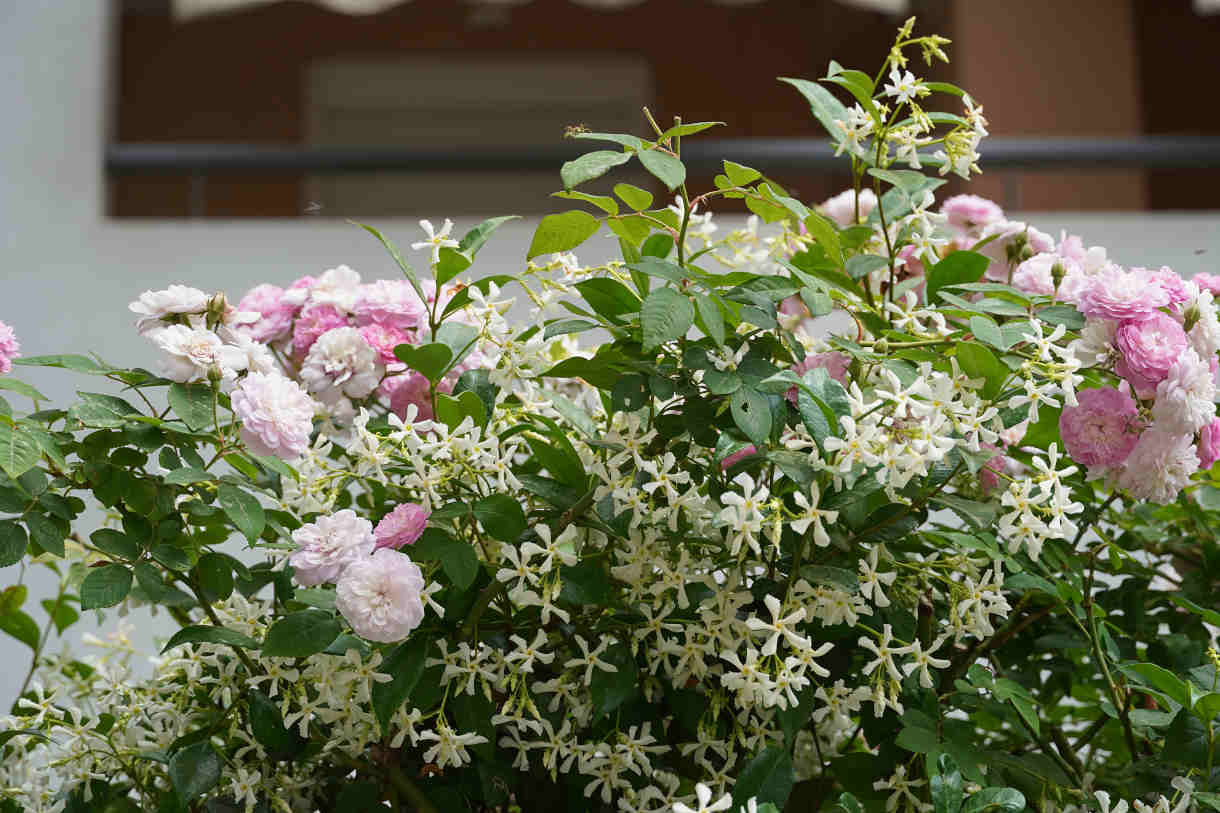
[1059,387,1143,467]
[374,503,431,550]
[232,372,316,460]
[1114,312,1188,386]
[292,304,347,359]
[1078,266,1172,323]
[289,509,376,587]
[787,352,851,405]
[353,279,426,331]
[382,371,453,422]
[0,320,19,375]
[1193,272,1220,297]
[237,283,296,343]
[940,194,1004,236]
[360,323,412,365]
[1198,418,1220,469]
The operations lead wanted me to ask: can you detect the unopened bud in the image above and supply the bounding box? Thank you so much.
[1180,300,1200,332]
[873,338,889,354]
[206,292,229,329]
[1005,233,1029,264]
[207,365,223,387]
[1050,261,1067,293]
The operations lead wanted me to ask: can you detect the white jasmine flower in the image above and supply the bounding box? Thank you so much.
[411,218,460,264]
[673,782,733,813]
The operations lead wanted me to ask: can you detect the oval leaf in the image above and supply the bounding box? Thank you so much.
[262,609,342,658]
[641,288,695,351]
[527,210,601,260]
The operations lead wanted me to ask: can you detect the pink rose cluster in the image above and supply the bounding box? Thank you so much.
[1058,264,1220,503]
[0,320,20,375]
[289,504,430,643]
[235,267,473,423]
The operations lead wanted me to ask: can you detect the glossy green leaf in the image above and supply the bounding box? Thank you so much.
[67,391,142,429]
[560,149,632,190]
[731,388,772,448]
[733,746,795,809]
[217,483,264,543]
[0,423,41,480]
[614,182,653,211]
[262,609,342,658]
[637,148,686,191]
[955,342,1007,400]
[472,494,527,542]
[169,742,222,801]
[168,383,214,432]
[641,288,695,351]
[372,636,431,731]
[527,210,601,260]
[161,624,261,653]
[926,251,990,305]
[80,564,133,610]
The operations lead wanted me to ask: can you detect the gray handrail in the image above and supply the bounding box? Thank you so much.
[105,136,1220,175]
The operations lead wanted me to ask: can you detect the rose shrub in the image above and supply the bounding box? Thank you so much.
[1,18,1219,813]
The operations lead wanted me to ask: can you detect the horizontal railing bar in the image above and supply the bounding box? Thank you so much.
[105,136,1220,175]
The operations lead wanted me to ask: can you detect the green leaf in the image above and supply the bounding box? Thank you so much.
[641,288,695,351]
[614,182,653,211]
[394,342,452,385]
[1119,662,1191,708]
[570,131,646,151]
[372,636,431,732]
[803,213,843,266]
[589,641,637,716]
[962,788,1025,813]
[1172,594,1220,628]
[14,353,110,373]
[637,148,686,191]
[164,467,214,486]
[80,563,133,610]
[606,214,652,246]
[896,724,940,754]
[262,609,341,657]
[0,520,27,567]
[67,391,142,429]
[472,494,527,542]
[926,251,990,305]
[1162,708,1210,767]
[552,189,618,215]
[414,528,480,591]
[733,746,795,809]
[458,215,519,258]
[657,120,724,140]
[931,753,964,813]
[434,390,486,432]
[196,552,235,601]
[560,149,633,190]
[731,388,772,448]
[168,741,222,801]
[0,378,48,402]
[217,483,265,543]
[955,342,1007,400]
[694,293,726,346]
[575,278,642,322]
[1036,304,1085,330]
[167,383,214,432]
[90,528,140,560]
[845,254,888,281]
[723,160,762,186]
[161,624,261,653]
[357,222,427,307]
[0,423,41,480]
[931,494,997,530]
[0,607,39,651]
[969,315,1005,350]
[779,77,867,159]
[248,688,304,759]
[527,210,601,260]
[40,597,78,634]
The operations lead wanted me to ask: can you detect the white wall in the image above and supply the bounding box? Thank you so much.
[1,2,1219,705]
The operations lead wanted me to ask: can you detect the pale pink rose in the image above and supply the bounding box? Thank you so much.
[1151,348,1217,435]
[307,265,363,312]
[0,320,19,375]
[720,445,758,470]
[1059,387,1142,467]
[1011,253,1087,303]
[941,194,1004,236]
[1198,418,1220,468]
[231,372,316,460]
[335,549,426,643]
[978,443,1008,495]
[787,351,850,405]
[896,244,927,298]
[1193,272,1220,297]
[382,371,446,422]
[237,283,296,343]
[1137,266,1190,307]
[281,275,317,308]
[820,188,877,226]
[1114,312,1188,386]
[129,284,211,333]
[374,503,431,550]
[1117,427,1199,505]
[300,326,384,399]
[148,324,247,383]
[1078,266,1172,323]
[359,323,412,365]
[289,509,376,586]
[292,304,348,359]
[353,279,426,330]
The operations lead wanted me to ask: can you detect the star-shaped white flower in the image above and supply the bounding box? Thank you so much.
[411,218,460,264]
[673,782,733,813]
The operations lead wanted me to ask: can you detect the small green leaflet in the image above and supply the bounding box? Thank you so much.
[527,210,601,260]
[641,288,695,351]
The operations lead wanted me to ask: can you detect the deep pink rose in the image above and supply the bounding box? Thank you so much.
[374,503,431,550]
[1059,387,1143,467]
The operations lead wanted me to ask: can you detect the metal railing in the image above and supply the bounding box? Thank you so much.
[105,136,1220,215]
